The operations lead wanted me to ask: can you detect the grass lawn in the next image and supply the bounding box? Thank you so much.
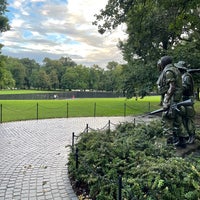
[0,96,162,122]
[0,89,57,95]
[1,95,200,123]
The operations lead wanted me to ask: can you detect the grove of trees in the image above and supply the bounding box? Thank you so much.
[0,55,127,94]
[1,0,200,99]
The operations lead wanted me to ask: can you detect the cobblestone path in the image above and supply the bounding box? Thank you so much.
[1,116,146,200]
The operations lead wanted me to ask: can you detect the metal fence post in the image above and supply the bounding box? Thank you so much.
[67,102,69,118]
[148,102,151,112]
[36,103,39,120]
[86,124,89,133]
[72,132,75,152]
[108,120,111,133]
[124,103,126,117]
[94,102,96,117]
[0,104,2,123]
[75,148,79,169]
[118,175,122,200]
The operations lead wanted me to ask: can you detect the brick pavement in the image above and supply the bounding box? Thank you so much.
[0,116,157,200]
[0,117,158,200]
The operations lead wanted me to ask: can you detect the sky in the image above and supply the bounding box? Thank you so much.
[0,0,127,68]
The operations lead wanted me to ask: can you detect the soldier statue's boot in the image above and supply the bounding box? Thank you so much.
[188,134,195,144]
[166,134,179,145]
[172,135,179,145]
[174,137,187,148]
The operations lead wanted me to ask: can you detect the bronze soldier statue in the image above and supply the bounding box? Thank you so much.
[174,61,196,144]
[156,59,164,106]
[157,56,187,148]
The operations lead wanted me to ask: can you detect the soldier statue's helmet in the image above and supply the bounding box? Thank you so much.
[174,61,188,71]
[160,56,172,67]
[157,59,161,66]
[157,59,162,71]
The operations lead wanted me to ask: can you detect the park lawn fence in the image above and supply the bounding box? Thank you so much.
[0,97,161,123]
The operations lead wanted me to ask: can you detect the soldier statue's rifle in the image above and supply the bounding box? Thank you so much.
[187,69,200,74]
[147,99,194,116]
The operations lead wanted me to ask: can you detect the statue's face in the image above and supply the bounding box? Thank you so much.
[157,64,163,72]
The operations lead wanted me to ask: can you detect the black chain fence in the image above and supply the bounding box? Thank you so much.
[0,101,156,123]
[70,118,156,200]
[69,118,200,199]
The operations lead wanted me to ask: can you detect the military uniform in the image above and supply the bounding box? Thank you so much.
[175,61,196,144]
[158,56,186,147]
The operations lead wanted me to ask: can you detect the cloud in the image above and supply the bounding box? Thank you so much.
[0,0,127,67]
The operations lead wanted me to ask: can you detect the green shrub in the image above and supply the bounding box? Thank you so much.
[68,120,200,200]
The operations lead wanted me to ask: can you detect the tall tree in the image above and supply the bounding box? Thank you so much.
[20,58,40,89]
[122,60,158,98]
[30,70,39,89]
[94,0,199,61]
[43,57,77,88]
[0,0,10,50]
[37,70,50,90]
[61,65,89,91]
[61,67,78,90]
[88,65,104,91]
[171,40,200,99]
[49,70,59,90]
[0,56,15,89]
[0,1,11,89]
[6,57,26,88]
[93,0,200,97]
[59,56,77,67]
[103,61,124,92]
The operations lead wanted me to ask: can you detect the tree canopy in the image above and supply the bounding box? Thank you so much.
[93,0,200,98]
[0,0,10,49]
[0,55,127,94]
[93,0,200,61]
[0,0,11,89]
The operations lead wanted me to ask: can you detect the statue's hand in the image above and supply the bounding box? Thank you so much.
[163,102,170,110]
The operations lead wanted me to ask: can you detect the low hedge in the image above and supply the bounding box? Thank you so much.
[68,120,200,200]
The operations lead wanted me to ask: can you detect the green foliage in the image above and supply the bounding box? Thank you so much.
[68,120,200,199]
[0,56,15,89]
[2,55,128,93]
[94,0,200,61]
[20,58,40,89]
[103,62,125,92]
[93,0,200,98]
[61,65,90,90]
[122,60,158,98]
[0,0,10,34]
[0,0,10,54]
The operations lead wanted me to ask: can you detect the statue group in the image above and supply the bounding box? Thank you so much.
[156,56,196,148]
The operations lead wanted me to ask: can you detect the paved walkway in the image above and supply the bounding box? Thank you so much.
[0,116,157,200]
